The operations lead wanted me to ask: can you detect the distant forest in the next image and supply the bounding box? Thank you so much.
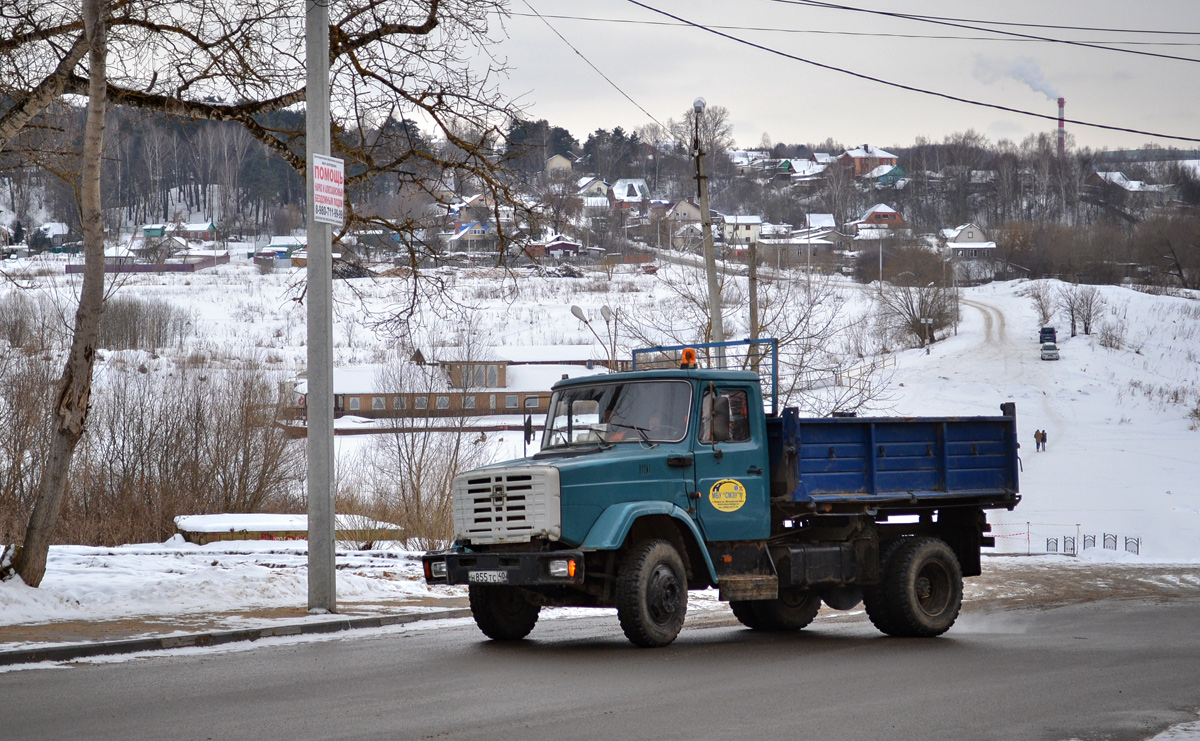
[3,105,1200,287]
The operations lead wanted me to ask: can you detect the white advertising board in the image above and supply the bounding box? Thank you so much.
[311,154,344,227]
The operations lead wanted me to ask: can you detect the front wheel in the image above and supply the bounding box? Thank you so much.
[616,539,688,647]
[468,584,540,641]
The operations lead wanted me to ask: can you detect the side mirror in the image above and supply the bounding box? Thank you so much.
[712,396,732,442]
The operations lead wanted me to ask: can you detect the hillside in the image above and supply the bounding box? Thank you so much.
[885,282,1200,560]
[2,257,1198,562]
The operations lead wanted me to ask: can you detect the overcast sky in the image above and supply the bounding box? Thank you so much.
[484,0,1200,153]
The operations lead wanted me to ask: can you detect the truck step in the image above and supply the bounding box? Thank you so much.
[718,575,779,602]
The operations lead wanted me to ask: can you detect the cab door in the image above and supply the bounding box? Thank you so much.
[692,385,770,542]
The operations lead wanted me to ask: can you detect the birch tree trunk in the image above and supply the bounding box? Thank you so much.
[10,0,108,587]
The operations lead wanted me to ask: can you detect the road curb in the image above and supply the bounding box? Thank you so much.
[0,608,473,667]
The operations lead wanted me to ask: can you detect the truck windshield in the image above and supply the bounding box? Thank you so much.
[542,380,692,448]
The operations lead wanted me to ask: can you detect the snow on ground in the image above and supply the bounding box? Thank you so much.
[0,536,450,627]
[881,281,1200,561]
[1,260,1199,631]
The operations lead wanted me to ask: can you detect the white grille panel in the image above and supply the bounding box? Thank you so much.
[452,465,561,544]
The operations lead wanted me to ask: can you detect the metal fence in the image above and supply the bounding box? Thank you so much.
[994,522,1144,556]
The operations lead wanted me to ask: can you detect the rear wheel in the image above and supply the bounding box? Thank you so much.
[866,537,963,638]
[729,600,770,630]
[862,539,905,635]
[616,539,688,647]
[469,585,540,641]
[730,589,822,631]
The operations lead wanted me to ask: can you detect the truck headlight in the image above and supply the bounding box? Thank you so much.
[549,559,576,578]
[430,561,447,579]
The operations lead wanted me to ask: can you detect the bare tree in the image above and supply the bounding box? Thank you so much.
[1022,280,1057,326]
[1077,285,1105,336]
[819,160,856,227]
[3,0,109,587]
[668,104,734,162]
[339,353,490,548]
[876,281,952,349]
[1,0,521,586]
[1057,283,1082,337]
[1136,214,1200,290]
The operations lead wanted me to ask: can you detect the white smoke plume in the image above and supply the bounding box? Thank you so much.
[973,56,1060,101]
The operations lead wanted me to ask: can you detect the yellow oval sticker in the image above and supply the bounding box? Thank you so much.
[708,479,747,513]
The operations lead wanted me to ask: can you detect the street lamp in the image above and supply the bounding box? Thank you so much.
[692,96,724,364]
[572,305,617,370]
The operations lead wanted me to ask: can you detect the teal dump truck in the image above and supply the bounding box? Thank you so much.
[423,340,1021,647]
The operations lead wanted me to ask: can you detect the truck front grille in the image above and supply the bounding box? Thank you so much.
[452,465,561,545]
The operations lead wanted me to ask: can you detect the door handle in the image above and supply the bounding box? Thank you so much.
[747,466,763,475]
[667,455,693,468]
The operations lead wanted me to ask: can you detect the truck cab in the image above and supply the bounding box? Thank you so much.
[424,342,1020,648]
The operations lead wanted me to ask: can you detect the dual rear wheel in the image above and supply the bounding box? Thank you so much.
[863,536,963,637]
[730,589,822,631]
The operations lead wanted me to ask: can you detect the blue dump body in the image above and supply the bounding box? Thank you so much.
[768,406,1020,509]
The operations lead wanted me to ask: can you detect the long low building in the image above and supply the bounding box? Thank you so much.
[288,360,608,420]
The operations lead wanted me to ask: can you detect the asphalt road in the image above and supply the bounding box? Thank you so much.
[4,595,1200,741]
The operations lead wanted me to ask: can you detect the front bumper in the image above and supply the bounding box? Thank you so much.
[422,549,586,587]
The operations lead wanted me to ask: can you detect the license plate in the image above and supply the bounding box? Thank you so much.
[468,570,508,584]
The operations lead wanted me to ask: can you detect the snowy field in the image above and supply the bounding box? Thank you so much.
[2,255,1199,633]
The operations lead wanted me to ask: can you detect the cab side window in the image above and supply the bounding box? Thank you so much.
[700,388,752,444]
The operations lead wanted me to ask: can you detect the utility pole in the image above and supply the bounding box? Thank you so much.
[878,237,883,293]
[748,240,760,373]
[305,0,336,613]
[692,97,724,364]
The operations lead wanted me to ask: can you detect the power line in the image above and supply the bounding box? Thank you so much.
[507,11,1200,47]
[518,1,668,131]
[774,2,1200,36]
[624,0,1200,144]
[771,0,1200,64]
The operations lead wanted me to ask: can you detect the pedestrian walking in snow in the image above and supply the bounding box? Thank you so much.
[1042,429,1048,451]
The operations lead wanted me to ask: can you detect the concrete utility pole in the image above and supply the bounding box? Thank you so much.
[692,97,724,363]
[305,0,336,613]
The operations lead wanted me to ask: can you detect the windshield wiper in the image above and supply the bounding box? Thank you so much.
[608,423,655,447]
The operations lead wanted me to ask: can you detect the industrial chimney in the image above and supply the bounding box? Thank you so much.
[1057,97,1066,157]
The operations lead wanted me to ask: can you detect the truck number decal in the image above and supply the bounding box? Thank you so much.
[468,570,508,584]
[708,479,747,512]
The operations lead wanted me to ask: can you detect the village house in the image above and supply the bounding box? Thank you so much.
[941,222,998,284]
[838,145,899,177]
[1087,171,1173,208]
[864,164,908,188]
[142,221,216,242]
[665,198,703,225]
[545,153,572,175]
[786,159,828,191]
[608,179,651,215]
[729,150,770,176]
[849,203,906,233]
[722,214,763,247]
[672,222,705,251]
[38,222,73,249]
[576,176,609,197]
[524,234,583,261]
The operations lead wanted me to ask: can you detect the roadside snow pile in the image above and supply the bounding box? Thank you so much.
[0,535,456,626]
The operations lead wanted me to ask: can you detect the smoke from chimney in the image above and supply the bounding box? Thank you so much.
[1057,97,1066,157]
[973,56,1060,100]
